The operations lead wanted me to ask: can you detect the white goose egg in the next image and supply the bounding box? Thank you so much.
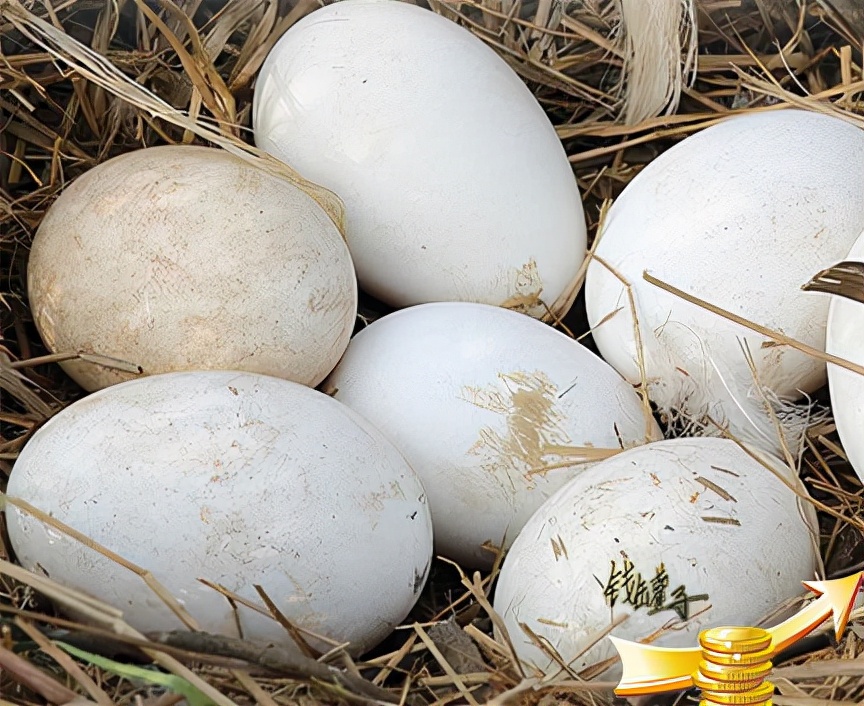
[324,302,661,569]
[27,145,357,392]
[252,0,587,319]
[5,370,433,656]
[493,437,818,677]
[584,109,864,454]
[823,229,864,485]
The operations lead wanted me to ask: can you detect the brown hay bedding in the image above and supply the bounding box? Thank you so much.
[2,0,864,704]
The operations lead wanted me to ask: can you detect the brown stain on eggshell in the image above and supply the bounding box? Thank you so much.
[359,482,407,531]
[461,371,570,488]
[499,259,544,315]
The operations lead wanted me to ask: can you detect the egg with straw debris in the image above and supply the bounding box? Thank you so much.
[583,108,864,456]
[819,228,864,486]
[323,302,662,570]
[5,370,434,656]
[27,144,357,392]
[252,0,587,320]
[492,436,818,678]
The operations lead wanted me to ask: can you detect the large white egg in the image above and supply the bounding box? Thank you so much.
[823,229,864,485]
[252,0,587,319]
[27,145,357,392]
[584,109,864,454]
[5,370,433,656]
[493,437,818,677]
[324,302,661,570]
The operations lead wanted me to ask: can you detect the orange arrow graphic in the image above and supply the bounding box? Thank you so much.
[609,571,863,697]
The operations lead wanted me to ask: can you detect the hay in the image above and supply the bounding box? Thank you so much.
[2,0,864,704]
[615,0,698,125]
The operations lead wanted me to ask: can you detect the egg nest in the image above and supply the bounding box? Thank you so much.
[2,1,864,705]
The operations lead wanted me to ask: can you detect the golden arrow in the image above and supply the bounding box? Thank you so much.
[609,571,864,698]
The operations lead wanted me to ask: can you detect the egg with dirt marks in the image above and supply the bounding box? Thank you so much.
[5,370,433,656]
[323,302,661,570]
[27,144,357,392]
[252,0,587,319]
[493,437,818,678]
[584,108,864,456]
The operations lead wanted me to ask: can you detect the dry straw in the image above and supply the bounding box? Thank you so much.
[3,1,864,705]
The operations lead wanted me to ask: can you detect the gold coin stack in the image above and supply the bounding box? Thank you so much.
[694,627,775,706]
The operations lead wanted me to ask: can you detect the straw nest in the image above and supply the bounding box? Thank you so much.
[2,0,864,704]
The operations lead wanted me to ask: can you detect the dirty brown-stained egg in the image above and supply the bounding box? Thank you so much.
[324,302,661,570]
[5,370,434,656]
[27,144,357,392]
[493,437,818,678]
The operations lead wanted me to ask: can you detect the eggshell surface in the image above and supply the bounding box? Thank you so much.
[825,229,864,485]
[5,371,433,656]
[324,302,661,569]
[584,109,864,452]
[252,0,587,318]
[27,145,357,392]
[493,437,818,676]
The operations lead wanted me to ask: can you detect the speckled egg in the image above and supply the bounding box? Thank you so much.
[27,145,357,392]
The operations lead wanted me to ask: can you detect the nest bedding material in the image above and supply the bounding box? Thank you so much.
[2,0,864,704]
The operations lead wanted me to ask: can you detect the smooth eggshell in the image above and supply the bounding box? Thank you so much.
[493,437,818,677]
[825,228,864,485]
[27,145,357,392]
[5,370,433,656]
[252,0,587,318]
[324,302,661,569]
[584,109,864,453]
